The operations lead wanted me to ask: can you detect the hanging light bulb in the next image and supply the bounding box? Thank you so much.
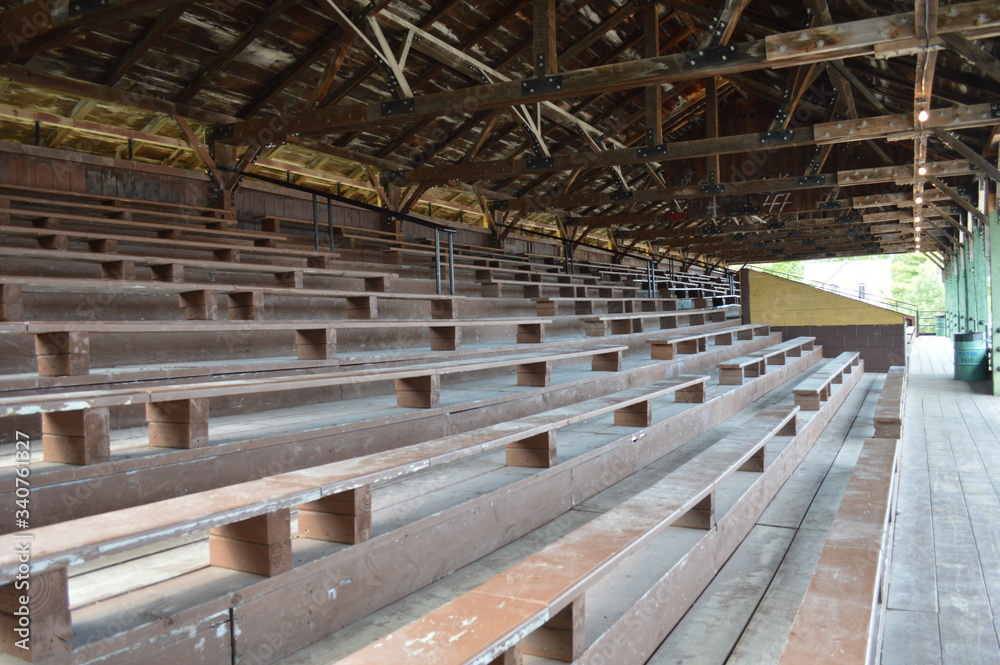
[915,196,923,204]
[918,109,930,122]
[918,166,928,176]
[914,215,922,223]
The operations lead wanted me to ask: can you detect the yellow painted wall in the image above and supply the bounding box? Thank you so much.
[748,270,906,326]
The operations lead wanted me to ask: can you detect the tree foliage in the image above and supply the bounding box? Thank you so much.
[890,254,944,312]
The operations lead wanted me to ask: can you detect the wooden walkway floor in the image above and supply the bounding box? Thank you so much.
[882,335,1000,665]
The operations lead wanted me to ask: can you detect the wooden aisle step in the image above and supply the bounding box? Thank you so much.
[330,406,801,665]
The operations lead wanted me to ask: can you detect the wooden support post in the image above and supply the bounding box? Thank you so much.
[517,361,551,387]
[428,325,460,351]
[346,295,377,320]
[179,290,217,320]
[592,349,623,372]
[431,299,455,320]
[99,259,135,280]
[675,492,714,530]
[676,380,707,403]
[152,263,184,282]
[35,332,89,377]
[212,248,239,263]
[228,291,264,321]
[298,485,372,544]
[739,444,766,472]
[506,430,557,468]
[0,567,72,660]
[274,270,303,288]
[516,323,544,344]
[521,596,585,662]
[615,400,652,427]
[364,276,390,292]
[37,234,68,251]
[395,374,440,408]
[86,238,117,254]
[0,284,23,322]
[146,398,209,448]
[295,328,336,360]
[209,509,292,577]
[42,408,110,465]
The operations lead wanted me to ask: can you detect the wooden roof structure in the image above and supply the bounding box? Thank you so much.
[1,0,999,266]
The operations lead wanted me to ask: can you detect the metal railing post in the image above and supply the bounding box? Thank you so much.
[327,197,335,252]
[434,229,442,295]
[311,193,319,252]
[448,233,456,296]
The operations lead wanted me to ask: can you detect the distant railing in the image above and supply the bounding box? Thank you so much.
[750,266,920,319]
[916,310,945,336]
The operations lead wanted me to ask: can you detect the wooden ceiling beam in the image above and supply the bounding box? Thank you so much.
[218,1,1000,144]
[940,32,1000,85]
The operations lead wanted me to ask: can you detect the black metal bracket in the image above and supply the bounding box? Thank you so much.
[489,200,511,211]
[992,103,1000,119]
[700,184,725,195]
[637,144,668,160]
[521,75,564,96]
[818,200,844,211]
[527,157,555,170]
[381,171,406,185]
[759,130,795,145]
[739,206,762,215]
[797,175,829,186]
[380,98,415,117]
[610,190,634,202]
[687,44,740,68]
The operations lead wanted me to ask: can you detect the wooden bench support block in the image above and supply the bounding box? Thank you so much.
[677,338,706,355]
[488,649,523,665]
[709,310,725,322]
[431,299,455,320]
[35,332,90,377]
[574,301,594,315]
[793,393,824,411]
[582,320,607,337]
[295,328,336,360]
[381,249,403,265]
[298,485,372,544]
[614,400,652,427]
[429,326,460,351]
[37,234,69,251]
[346,295,377,320]
[718,367,746,385]
[522,285,541,299]
[228,291,264,321]
[157,228,183,240]
[779,413,799,436]
[254,237,278,248]
[592,350,623,372]
[99,259,135,280]
[209,509,292,577]
[274,271,303,288]
[31,216,58,228]
[558,286,579,298]
[536,301,557,316]
[660,315,679,329]
[521,596,585,662]
[714,331,733,346]
[212,248,239,262]
[308,255,331,269]
[675,493,714,530]
[0,284,24,322]
[516,323,544,344]
[261,218,281,233]
[739,444,767,472]
[610,319,640,335]
[737,328,755,340]
[0,566,72,660]
[766,352,787,365]
[395,374,440,408]
[649,342,676,361]
[506,430,557,468]
[179,290,218,320]
[364,276,390,293]
[481,283,501,298]
[42,407,110,465]
[516,361,551,387]
[676,381,707,403]
[687,313,706,326]
[152,263,184,282]
[87,238,117,254]
[146,398,209,448]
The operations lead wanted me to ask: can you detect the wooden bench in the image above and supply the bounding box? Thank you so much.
[582,307,727,336]
[0,183,234,222]
[778,437,901,665]
[330,405,801,665]
[717,337,817,385]
[0,344,626,464]
[0,371,711,661]
[534,296,679,316]
[480,279,637,300]
[0,246,395,291]
[0,318,551,377]
[0,276,464,324]
[873,366,906,439]
[647,324,771,360]
[792,352,864,410]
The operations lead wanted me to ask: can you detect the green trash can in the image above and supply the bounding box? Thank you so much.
[954,332,989,381]
[935,315,946,336]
